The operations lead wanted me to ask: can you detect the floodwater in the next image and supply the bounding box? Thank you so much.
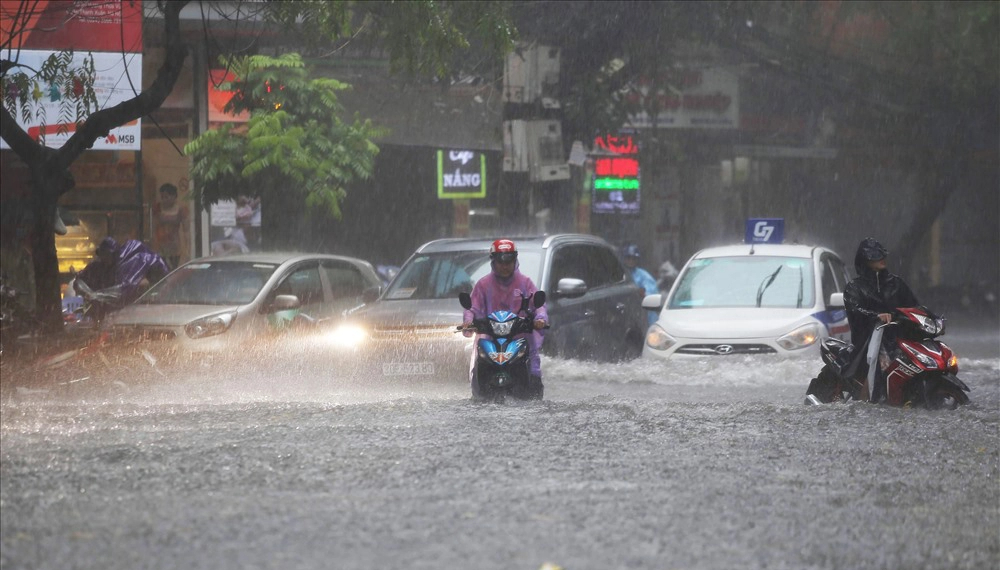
[2,315,998,570]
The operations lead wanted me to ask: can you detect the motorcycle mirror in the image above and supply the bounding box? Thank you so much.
[458,292,472,310]
[533,290,546,308]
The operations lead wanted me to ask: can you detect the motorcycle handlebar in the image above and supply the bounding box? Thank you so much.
[455,317,549,334]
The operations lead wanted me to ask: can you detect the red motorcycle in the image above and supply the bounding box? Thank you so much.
[806,306,970,409]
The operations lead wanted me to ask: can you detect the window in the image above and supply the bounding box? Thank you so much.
[584,245,626,289]
[830,257,849,290]
[669,256,815,309]
[138,262,276,305]
[821,257,839,305]
[550,245,585,287]
[273,264,324,311]
[322,262,368,300]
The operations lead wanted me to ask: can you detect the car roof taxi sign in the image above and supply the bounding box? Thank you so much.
[745,218,784,244]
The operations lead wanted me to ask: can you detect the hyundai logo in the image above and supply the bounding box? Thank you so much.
[714,344,735,355]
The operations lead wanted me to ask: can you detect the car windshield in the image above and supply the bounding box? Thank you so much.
[385,250,542,301]
[136,261,278,305]
[668,256,814,309]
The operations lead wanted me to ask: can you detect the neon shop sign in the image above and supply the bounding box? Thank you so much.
[592,134,640,214]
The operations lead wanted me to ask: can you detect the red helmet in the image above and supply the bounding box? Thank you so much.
[490,238,517,263]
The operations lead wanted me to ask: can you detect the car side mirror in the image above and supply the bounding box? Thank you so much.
[641,293,663,310]
[828,292,845,309]
[554,278,587,299]
[271,294,301,311]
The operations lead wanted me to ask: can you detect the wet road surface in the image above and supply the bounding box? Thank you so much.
[2,316,997,570]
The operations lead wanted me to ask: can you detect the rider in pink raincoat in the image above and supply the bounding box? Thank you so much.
[462,238,548,398]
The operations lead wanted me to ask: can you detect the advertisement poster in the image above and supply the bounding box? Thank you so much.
[209,196,262,254]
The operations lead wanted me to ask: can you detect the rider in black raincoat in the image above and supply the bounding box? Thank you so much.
[842,237,919,401]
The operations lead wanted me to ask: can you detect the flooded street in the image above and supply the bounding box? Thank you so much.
[2,317,997,570]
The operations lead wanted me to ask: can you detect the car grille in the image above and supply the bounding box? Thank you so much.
[112,326,177,343]
[676,343,776,356]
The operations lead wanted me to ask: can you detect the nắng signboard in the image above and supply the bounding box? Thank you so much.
[437,150,486,199]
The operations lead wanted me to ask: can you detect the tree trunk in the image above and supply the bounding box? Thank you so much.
[1,1,189,328]
[894,122,966,284]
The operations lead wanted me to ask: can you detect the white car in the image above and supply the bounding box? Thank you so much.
[641,243,852,359]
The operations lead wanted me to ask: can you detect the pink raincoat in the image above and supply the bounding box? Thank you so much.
[463,260,548,377]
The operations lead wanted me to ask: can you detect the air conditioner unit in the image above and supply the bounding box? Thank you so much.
[528,120,569,182]
[503,44,560,105]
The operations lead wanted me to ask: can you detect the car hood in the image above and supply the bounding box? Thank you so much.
[658,308,817,339]
[353,298,463,329]
[108,304,242,327]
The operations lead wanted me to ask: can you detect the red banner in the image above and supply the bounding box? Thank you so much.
[1,0,142,52]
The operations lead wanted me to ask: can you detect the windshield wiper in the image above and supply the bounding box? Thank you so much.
[756,265,783,307]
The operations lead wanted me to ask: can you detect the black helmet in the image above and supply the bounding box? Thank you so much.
[622,244,641,259]
[859,237,888,261]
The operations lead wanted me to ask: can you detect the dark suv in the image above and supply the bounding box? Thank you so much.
[330,234,647,383]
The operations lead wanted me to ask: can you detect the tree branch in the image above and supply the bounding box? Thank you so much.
[0,104,41,163]
[53,1,190,174]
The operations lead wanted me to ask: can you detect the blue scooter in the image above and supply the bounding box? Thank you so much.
[458,290,546,402]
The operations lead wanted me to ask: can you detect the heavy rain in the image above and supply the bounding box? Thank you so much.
[1,2,998,570]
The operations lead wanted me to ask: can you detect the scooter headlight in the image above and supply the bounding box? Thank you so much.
[185,311,236,339]
[914,314,941,335]
[490,319,515,336]
[645,324,677,351]
[776,323,821,350]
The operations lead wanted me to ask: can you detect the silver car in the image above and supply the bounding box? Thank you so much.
[105,252,383,356]
[326,234,647,383]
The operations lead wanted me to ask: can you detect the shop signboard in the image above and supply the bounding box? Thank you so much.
[624,67,739,130]
[592,133,640,214]
[437,149,486,199]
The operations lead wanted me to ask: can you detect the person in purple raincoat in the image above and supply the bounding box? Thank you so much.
[75,237,170,320]
[462,238,549,399]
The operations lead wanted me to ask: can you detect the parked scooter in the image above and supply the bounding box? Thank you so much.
[458,290,547,402]
[1,275,30,357]
[805,305,970,409]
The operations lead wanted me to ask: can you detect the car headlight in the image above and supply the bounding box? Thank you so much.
[776,323,821,350]
[327,323,368,349]
[645,324,677,351]
[185,311,236,339]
